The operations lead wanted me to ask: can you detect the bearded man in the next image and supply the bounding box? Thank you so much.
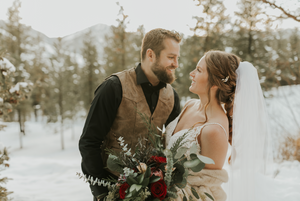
[79,28,182,201]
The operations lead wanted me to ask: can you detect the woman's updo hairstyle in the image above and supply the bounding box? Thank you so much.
[204,50,241,145]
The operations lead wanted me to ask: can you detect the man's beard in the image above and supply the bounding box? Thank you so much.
[151,59,176,84]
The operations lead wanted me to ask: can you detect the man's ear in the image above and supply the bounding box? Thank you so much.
[146,49,155,62]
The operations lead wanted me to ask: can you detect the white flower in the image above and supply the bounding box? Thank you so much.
[122,144,128,151]
[125,148,131,156]
[137,163,148,173]
[157,124,166,133]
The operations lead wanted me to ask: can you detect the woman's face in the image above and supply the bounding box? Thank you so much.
[189,56,209,95]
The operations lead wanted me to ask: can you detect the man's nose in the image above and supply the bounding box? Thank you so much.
[172,58,179,68]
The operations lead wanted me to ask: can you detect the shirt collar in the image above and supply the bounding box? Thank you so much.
[135,63,167,88]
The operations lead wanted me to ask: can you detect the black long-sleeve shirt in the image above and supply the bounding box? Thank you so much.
[79,64,181,198]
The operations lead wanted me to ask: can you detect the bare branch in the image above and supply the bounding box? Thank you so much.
[260,0,300,22]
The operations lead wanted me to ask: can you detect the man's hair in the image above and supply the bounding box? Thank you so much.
[141,28,182,61]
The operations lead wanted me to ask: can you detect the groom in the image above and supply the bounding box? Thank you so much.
[79,28,182,201]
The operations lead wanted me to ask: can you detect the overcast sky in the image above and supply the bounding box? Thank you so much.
[0,0,298,38]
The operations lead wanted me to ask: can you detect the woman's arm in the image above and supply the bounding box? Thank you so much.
[198,124,228,169]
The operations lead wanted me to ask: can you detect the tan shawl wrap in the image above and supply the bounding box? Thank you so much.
[174,169,228,201]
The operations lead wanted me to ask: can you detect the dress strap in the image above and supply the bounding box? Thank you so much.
[193,122,227,139]
[202,123,227,136]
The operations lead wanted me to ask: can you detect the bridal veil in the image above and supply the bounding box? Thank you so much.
[227,61,273,201]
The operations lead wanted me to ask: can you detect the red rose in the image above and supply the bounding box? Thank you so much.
[150,180,167,200]
[119,182,130,199]
[150,156,167,164]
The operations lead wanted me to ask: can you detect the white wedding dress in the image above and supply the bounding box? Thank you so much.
[165,103,229,201]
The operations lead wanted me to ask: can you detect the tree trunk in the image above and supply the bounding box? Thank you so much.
[121,28,126,69]
[17,108,23,149]
[71,118,75,141]
[61,118,64,150]
[88,64,93,105]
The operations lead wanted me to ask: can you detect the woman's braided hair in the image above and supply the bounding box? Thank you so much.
[203,50,241,145]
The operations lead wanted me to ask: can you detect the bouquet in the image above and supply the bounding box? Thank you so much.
[79,111,215,201]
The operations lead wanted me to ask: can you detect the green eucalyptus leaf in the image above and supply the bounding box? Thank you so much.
[176,178,187,188]
[205,192,215,201]
[197,154,215,164]
[183,196,187,201]
[190,161,205,172]
[141,177,149,186]
[145,167,151,178]
[173,163,185,184]
[107,154,123,173]
[191,187,200,199]
[190,153,197,160]
[190,143,198,154]
[184,158,201,168]
[150,176,161,183]
[126,176,137,185]
[137,173,144,184]
[125,192,132,198]
[175,147,188,159]
[129,184,142,192]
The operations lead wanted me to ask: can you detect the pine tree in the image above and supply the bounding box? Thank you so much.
[232,0,277,90]
[49,38,80,149]
[0,53,32,200]
[103,3,141,76]
[80,31,102,112]
[26,35,49,122]
[174,35,203,99]
[3,0,33,138]
[174,0,230,100]
[63,53,80,140]
[192,0,230,52]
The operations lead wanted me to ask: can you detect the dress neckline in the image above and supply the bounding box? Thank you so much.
[170,101,227,137]
[171,103,190,136]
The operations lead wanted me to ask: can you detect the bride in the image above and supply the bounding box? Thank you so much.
[165,50,272,201]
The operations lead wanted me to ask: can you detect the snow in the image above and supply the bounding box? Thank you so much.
[0,57,16,73]
[0,120,92,201]
[1,119,300,201]
[9,82,29,93]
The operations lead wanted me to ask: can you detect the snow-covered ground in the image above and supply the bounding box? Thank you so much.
[1,120,300,201]
[0,120,92,201]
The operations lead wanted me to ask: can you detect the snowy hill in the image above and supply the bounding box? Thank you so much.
[63,23,111,60]
[0,19,111,62]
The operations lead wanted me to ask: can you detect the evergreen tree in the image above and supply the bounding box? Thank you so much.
[3,0,33,137]
[80,31,102,112]
[192,0,230,52]
[233,0,276,90]
[0,54,32,199]
[174,35,203,99]
[103,4,141,76]
[274,28,300,86]
[49,38,79,150]
[26,35,49,121]
[63,53,80,140]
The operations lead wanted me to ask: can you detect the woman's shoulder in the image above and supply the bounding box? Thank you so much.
[183,98,199,108]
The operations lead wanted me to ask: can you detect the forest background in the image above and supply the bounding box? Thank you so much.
[0,0,300,200]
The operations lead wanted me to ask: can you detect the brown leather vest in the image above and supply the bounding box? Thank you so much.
[102,68,174,175]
